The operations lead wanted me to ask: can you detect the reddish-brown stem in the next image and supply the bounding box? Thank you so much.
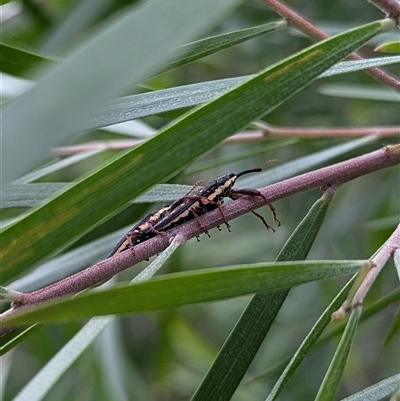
[352,223,400,306]
[332,222,400,319]
[244,124,400,139]
[52,126,400,156]
[262,0,400,91]
[368,0,400,19]
[0,144,399,333]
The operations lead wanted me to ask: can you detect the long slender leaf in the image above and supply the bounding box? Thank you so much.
[192,193,332,401]
[340,374,400,401]
[315,308,362,401]
[382,306,400,348]
[1,260,363,326]
[0,43,57,76]
[1,21,284,78]
[1,183,191,209]
[162,21,286,71]
[264,276,356,401]
[0,325,40,355]
[252,287,400,381]
[92,56,400,128]
[0,20,391,283]
[2,0,241,182]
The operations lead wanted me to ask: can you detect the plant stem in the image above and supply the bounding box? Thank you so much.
[52,125,400,156]
[262,0,400,91]
[352,223,400,307]
[1,144,399,332]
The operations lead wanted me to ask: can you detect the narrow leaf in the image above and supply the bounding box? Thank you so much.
[192,195,333,401]
[339,374,400,401]
[382,306,400,348]
[93,56,400,128]
[1,183,190,209]
[374,41,400,53]
[265,277,356,401]
[315,308,361,401]
[0,325,40,355]
[2,0,241,182]
[163,21,286,71]
[0,43,56,76]
[1,261,363,326]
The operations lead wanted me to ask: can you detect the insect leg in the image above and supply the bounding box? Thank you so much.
[229,188,280,227]
[190,209,211,237]
[185,196,231,232]
[250,210,275,233]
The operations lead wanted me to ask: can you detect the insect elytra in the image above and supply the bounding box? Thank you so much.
[106,205,171,258]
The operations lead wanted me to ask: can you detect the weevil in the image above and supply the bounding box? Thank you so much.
[147,167,280,237]
[107,167,279,257]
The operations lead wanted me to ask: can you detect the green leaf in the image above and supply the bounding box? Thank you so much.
[1,21,284,78]
[382,306,400,348]
[12,317,111,401]
[0,325,40,355]
[93,57,400,129]
[265,277,356,401]
[1,260,363,326]
[315,308,361,401]
[339,374,400,401]
[1,183,191,209]
[320,56,400,77]
[374,41,400,54]
[162,21,287,71]
[0,43,57,76]
[192,195,333,401]
[2,0,241,183]
[0,19,391,282]
[319,84,400,102]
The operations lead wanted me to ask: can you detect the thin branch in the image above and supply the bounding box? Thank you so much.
[0,144,398,328]
[52,125,400,156]
[368,0,400,19]
[262,0,400,91]
[250,123,400,139]
[352,224,400,306]
[332,222,400,319]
